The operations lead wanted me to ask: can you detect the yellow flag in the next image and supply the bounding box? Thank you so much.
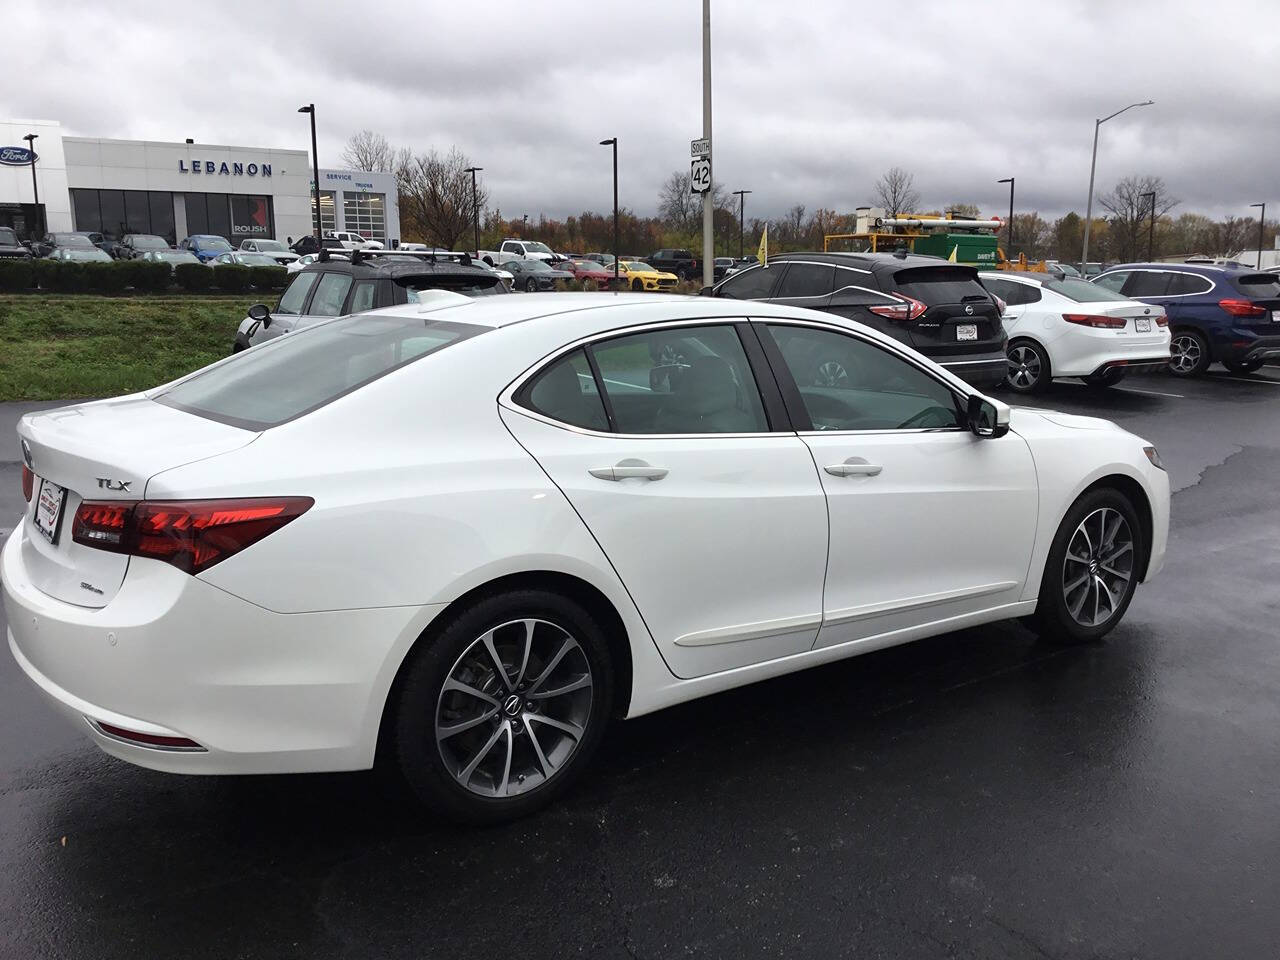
[757,225,769,266]
[948,245,958,263]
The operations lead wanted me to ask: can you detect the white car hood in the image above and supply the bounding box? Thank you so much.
[1009,407,1125,434]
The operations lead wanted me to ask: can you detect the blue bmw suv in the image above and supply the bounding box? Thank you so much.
[1093,263,1280,375]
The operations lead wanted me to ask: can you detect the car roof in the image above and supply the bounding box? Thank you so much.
[770,250,960,273]
[300,256,499,281]
[1104,262,1246,276]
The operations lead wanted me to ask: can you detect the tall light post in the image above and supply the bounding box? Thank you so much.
[599,138,618,282]
[1139,190,1156,261]
[732,189,751,260]
[1082,99,1153,272]
[464,166,483,257]
[298,105,321,241]
[700,0,714,289]
[1250,202,1266,269]
[997,177,1014,256]
[22,133,40,240]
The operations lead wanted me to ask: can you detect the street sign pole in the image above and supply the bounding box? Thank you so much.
[701,0,713,289]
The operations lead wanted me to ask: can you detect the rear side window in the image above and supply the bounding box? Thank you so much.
[310,273,355,316]
[276,272,319,315]
[983,278,1041,305]
[520,349,608,431]
[350,280,377,314]
[1093,272,1129,294]
[776,263,835,299]
[1041,277,1124,303]
[1123,272,1172,297]
[1165,273,1213,295]
[156,314,483,430]
[891,266,989,305]
[1231,274,1280,298]
[400,276,504,299]
[716,264,778,300]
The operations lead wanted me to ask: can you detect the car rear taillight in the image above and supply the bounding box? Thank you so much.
[1063,313,1127,328]
[1155,313,1169,326]
[21,464,33,502]
[869,295,928,322]
[1219,298,1266,317]
[71,497,313,574]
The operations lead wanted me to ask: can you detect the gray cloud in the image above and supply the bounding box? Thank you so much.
[7,0,1276,223]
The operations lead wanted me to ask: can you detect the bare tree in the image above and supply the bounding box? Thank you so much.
[1099,175,1179,262]
[947,203,982,219]
[340,130,396,172]
[658,169,728,233]
[873,167,921,219]
[396,147,488,250]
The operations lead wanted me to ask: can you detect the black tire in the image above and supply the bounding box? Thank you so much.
[392,589,614,824]
[1168,329,1211,376]
[524,277,538,293]
[1005,339,1051,394]
[631,279,644,292]
[1085,367,1128,388]
[1222,358,1264,375]
[1028,488,1144,645]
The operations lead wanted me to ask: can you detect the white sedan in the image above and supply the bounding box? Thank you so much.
[4,294,1169,823]
[980,271,1171,393]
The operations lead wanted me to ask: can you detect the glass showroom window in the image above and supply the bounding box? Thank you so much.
[342,193,386,242]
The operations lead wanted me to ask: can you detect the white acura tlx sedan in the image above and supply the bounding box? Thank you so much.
[4,293,1169,823]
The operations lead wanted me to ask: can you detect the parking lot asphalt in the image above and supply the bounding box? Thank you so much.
[2,369,1279,960]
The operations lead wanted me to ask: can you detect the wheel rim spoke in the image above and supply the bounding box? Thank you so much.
[528,638,575,695]
[1062,507,1134,627]
[481,630,513,692]
[437,707,499,741]
[443,678,500,708]
[529,673,592,700]
[528,714,584,741]
[459,720,508,784]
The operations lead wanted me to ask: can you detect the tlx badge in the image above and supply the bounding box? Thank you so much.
[96,478,132,492]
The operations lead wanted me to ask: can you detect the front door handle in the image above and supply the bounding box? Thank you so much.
[824,458,882,478]
[589,459,669,482]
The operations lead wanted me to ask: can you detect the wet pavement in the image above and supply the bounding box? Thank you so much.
[2,370,1279,959]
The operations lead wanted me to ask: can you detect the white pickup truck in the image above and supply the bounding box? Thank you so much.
[325,230,384,251]
[478,238,555,266]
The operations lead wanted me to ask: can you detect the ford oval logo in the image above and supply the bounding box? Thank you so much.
[0,146,37,166]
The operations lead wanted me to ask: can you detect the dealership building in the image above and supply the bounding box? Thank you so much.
[0,118,400,246]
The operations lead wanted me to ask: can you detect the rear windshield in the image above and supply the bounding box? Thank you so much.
[155,314,484,430]
[1233,274,1280,299]
[1042,277,1129,303]
[398,276,505,298]
[892,266,989,305]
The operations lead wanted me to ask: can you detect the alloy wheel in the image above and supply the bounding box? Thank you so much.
[1170,334,1201,374]
[1007,344,1042,390]
[435,619,594,798]
[1062,507,1134,627]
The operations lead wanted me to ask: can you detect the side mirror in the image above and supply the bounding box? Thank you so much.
[967,394,1010,439]
[247,303,271,328]
[699,285,714,297]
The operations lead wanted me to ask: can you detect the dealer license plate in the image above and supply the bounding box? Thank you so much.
[956,324,978,341]
[1136,318,1152,332]
[34,479,67,545]
[1273,311,1279,323]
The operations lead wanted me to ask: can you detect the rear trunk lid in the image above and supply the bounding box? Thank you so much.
[1229,273,1280,331]
[890,265,1005,358]
[17,396,257,607]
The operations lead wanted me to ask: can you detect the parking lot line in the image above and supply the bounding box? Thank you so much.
[1116,386,1185,399]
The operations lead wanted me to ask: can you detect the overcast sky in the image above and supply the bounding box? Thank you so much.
[8,0,1276,223]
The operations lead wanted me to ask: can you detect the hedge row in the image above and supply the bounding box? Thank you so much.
[0,258,288,295]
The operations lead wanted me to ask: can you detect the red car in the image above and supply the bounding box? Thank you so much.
[561,259,620,291]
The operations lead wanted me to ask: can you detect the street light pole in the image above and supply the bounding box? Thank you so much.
[298,105,320,241]
[464,166,483,257]
[732,189,751,260]
[997,178,1014,256]
[599,139,618,281]
[1250,202,1266,269]
[701,0,714,289]
[1139,190,1156,261]
[1081,100,1153,273]
[22,133,40,240]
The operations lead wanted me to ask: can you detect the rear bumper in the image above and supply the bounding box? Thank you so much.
[2,526,439,775]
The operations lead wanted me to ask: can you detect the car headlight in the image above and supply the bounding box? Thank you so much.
[1143,445,1164,470]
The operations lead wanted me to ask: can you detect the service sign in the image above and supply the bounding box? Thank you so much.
[0,146,37,166]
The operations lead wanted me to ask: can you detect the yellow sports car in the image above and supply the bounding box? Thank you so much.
[617,260,680,292]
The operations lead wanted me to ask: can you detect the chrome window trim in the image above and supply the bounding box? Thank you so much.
[1098,267,1218,299]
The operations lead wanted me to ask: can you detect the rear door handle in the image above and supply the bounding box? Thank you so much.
[589,459,669,482]
[824,459,882,478]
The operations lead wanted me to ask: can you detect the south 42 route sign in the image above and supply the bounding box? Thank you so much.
[690,156,711,194]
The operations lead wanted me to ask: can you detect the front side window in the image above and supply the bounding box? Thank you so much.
[156,315,484,430]
[520,349,608,431]
[276,272,319,315]
[776,263,836,299]
[716,264,777,300]
[765,324,963,432]
[310,273,355,316]
[590,325,769,434]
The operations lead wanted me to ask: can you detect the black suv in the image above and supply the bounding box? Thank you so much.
[290,236,346,256]
[706,251,1008,386]
[648,248,699,280]
[233,250,506,351]
[0,226,32,259]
